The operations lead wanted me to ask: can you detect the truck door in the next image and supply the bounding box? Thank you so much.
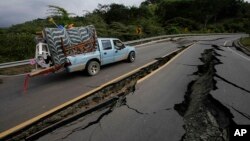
[113,39,127,62]
[100,40,115,65]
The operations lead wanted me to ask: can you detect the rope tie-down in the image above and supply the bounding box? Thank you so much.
[23,74,30,93]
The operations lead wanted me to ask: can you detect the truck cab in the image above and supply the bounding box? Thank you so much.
[66,38,136,75]
[98,38,135,65]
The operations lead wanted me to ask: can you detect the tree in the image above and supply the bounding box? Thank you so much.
[103,4,130,24]
[47,5,75,25]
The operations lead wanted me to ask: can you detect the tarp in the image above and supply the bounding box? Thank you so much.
[43,25,97,65]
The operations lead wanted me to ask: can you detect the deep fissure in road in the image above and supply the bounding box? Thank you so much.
[174,48,236,141]
[2,46,187,141]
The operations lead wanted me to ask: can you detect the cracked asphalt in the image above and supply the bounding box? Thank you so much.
[35,34,250,141]
[211,41,250,125]
[0,38,192,132]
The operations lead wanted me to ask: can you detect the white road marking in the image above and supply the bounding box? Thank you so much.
[223,41,228,47]
[137,43,195,84]
[227,47,250,61]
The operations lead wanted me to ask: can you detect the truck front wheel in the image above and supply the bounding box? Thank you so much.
[127,51,135,63]
[86,61,100,76]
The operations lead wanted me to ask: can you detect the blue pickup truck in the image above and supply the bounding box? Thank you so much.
[33,37,136,76]
[31,25,136,77]
[66,38,136,75]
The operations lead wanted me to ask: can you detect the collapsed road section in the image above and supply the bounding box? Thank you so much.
[174,48,236,141]
[0,43,193,141]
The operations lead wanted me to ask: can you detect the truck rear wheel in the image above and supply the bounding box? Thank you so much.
[127,51,135,62]
[86,61,100,76]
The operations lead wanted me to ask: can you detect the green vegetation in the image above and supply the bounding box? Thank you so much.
[0,65,34,75]
[0,33,35,63]
[0,0,250,63]
[240,37,250,49]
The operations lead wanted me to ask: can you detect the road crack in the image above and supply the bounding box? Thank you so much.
[59,93,173,140]
[121,96,172,115]
[225,104,250,121]
[196,37,229,42]
[60,103,115,140]
[124,104,148,115]
[2,46,188,141]
[215,74,250,94]
[174,48,236,141]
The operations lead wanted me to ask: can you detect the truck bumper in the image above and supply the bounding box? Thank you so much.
[66,64,86,73]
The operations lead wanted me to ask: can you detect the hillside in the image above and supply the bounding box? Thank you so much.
[0,0,250,63]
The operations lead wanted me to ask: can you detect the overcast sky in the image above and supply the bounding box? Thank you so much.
[0,0,144,27]
[0,0,250,27]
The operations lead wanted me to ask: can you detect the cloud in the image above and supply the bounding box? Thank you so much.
[1,0,250,27]
[0,0,144,27]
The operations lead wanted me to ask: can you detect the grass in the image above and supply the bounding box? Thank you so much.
[240,37,250,49]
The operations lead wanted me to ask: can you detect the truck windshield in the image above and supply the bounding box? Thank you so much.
[113,40,124,49]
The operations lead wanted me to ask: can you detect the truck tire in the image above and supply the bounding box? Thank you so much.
[127,51,135,63]
[86,61,100,76]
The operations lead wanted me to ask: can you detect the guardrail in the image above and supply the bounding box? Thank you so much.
[0,33,242,69]
[0,59,30,69]
[124,33,242,45]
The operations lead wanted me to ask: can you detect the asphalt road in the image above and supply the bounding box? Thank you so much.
[212,40,250,124]
[35,34,250,141]
[0,38,189,132]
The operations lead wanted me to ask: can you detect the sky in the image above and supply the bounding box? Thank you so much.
[0,0,250,27]
[0,0,144,27]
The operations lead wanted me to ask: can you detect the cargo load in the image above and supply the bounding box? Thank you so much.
[31,25,97,76]
[43,25,97,65]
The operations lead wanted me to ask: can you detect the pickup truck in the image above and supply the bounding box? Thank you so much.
[31,25,136,77]
[66,38,136,75]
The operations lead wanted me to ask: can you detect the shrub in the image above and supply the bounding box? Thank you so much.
[164,17,200,31]
[0,33,35,63]
[166,26,181,34]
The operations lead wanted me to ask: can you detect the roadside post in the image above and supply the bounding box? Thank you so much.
[136,26,142,44]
